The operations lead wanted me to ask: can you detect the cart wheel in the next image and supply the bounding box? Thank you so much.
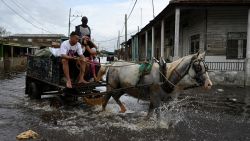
[28,82,41,99]
[50,96,65,108]
[25,77,31,95]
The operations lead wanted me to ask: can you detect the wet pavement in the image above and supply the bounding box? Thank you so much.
[0,72,250,141]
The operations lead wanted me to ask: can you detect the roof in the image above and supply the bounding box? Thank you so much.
[132,0,250,37]
[0,42,35,48]
[10,34,66,38]
[170,0,250,4]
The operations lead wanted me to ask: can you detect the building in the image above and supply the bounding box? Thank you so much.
[0,34,66,71]
[124,0,250,85]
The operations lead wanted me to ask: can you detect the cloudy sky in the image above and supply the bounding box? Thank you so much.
[0,0,170,51]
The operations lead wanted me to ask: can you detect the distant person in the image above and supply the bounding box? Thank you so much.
[75,16,97,58]
[60,31,88,88]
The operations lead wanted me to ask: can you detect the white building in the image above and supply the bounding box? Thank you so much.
[126,0,250,86]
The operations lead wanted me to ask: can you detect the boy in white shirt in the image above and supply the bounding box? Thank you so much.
[60,31,88,88]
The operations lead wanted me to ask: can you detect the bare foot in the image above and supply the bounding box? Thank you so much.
[66,81,72,88]
[94,76,99,82]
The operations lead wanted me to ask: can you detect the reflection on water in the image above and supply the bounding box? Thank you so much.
[0,72,250,141]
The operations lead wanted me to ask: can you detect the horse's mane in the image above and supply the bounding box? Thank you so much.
[166,55,193,79]
[166,58,183,79]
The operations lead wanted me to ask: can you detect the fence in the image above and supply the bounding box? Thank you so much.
[206,62,245,71]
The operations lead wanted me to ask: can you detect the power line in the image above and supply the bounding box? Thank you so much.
[127,0,138,20]
[11,0,43,27]
[1,0,53,33]
[152,0,155,18]
[95,30,137,43]
[120,0,138,35]
[126,0,135,15]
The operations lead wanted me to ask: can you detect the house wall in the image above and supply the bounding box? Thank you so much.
[164,19,175,61]
[181,9,206,57]
[0,61,3,71]
[0,57,27,72]
[0,45,3,60]
[180,7,248,62]
[154,26,161,59]
[178,7,249,85]
[147,30,152,60]
[206,7,248,62]
[9,37,62,47]
[139,33,146,61]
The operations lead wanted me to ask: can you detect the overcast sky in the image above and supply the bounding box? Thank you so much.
[0,0,170,51]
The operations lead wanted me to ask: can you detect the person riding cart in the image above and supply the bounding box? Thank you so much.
[75,16,100,81]
[60,31,88,88]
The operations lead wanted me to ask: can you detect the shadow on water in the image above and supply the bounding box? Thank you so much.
[0,72,250,141]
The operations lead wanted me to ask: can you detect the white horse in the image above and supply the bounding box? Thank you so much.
[100,52,212,117]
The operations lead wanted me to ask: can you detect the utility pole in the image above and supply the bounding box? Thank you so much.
[125,14,127,46]
[68,8,83,37]
[152,0,155,18]
[141,8,142,27]
[125,14,128,60]
[117,30,120,49]
[68,8,71,37]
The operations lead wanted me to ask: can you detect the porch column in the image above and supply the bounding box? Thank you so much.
[26,47,29,55]
[161,19,165,58]
[11,46,13,66]
[131,37,134,61]
[0,44,3,61]
[174,8,180,60]
[145,31,148,60]
[152,26,155,59]
[246,8,250,85]
[136,36,139,61]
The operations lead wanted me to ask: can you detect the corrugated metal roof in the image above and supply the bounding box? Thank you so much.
[10,34,66,38]
[170,0,250,4]
[130,0,250,38]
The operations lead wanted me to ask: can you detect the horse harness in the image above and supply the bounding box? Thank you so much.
[160,58,209,92]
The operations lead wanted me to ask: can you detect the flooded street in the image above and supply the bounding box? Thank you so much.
[1,72,250,141]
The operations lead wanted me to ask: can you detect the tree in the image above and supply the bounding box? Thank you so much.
[0,26,11,37]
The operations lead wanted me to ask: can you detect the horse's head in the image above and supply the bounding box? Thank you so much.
[166,51,212,90]
[187,52,212,90]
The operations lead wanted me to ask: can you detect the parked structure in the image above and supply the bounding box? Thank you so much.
[0,34,66,71]
[122,0,250,85]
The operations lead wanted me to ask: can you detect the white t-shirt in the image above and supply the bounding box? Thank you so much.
[60,40,83,57]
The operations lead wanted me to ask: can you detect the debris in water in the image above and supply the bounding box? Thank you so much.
[16,130,39,140]
[217,89,224,92]
[232,98,237,102]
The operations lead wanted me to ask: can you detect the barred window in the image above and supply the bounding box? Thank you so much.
[227,32,246,59]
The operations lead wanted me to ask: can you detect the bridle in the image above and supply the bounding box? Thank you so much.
[169,58,209,86]
[158,57,209,93]
[188,59,209,86]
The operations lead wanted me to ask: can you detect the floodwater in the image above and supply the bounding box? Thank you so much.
[0,72,250,141]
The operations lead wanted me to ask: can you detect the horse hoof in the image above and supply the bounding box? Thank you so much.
[144,115,151,120]
[119,108,126,113]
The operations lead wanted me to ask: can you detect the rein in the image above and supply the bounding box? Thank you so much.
[159,57,207,92]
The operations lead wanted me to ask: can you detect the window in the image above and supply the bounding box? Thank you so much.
[190,34,200,54]
[227,32,246,59]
